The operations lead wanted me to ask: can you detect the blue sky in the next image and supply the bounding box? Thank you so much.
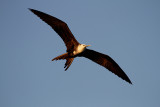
[0,0,160,107]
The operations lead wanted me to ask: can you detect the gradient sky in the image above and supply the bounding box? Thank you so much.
[1,0,160,107]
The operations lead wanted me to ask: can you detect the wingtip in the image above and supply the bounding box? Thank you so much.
[126,79,132,85]
[28,8,32,11]
[28,8,35,13]
[28,8,37,13]
[129,81,133,85]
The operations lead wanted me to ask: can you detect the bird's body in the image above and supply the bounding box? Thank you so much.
[52,44,90,70]
[29,8,132,84]
[73,44,90,55]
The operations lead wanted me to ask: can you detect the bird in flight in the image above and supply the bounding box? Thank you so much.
[29,8,132,84]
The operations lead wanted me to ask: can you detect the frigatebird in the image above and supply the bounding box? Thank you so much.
[29,8,132,84]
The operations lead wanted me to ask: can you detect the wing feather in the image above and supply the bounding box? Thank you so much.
[80,49,132,84]
[29,8,79,52]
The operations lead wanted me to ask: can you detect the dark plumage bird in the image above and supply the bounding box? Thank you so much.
[29,8,132,84]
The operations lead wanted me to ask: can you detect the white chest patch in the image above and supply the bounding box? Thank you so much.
[73,44,86,55]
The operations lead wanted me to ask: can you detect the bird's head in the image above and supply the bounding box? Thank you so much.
[81,44,91,48]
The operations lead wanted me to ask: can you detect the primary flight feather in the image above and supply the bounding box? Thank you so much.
[29,8,132,84]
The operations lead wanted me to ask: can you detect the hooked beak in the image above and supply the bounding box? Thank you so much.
[86,45,91,47]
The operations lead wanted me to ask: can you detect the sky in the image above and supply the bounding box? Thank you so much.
[0,0,160,107]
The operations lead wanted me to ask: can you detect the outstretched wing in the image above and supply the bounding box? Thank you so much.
[29,8,79,52]
[80,49,132,84]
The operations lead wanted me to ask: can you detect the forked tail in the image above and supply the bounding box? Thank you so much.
[64,58,74,71]
[52,53,69,61]
[52,53,74,71]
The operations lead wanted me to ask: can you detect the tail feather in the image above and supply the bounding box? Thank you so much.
[52,53,74,71]
[64,58,74,71]
[52,53,68,61]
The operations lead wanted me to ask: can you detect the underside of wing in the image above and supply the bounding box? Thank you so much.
[29,8,79,52]
[80,49,132,84]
